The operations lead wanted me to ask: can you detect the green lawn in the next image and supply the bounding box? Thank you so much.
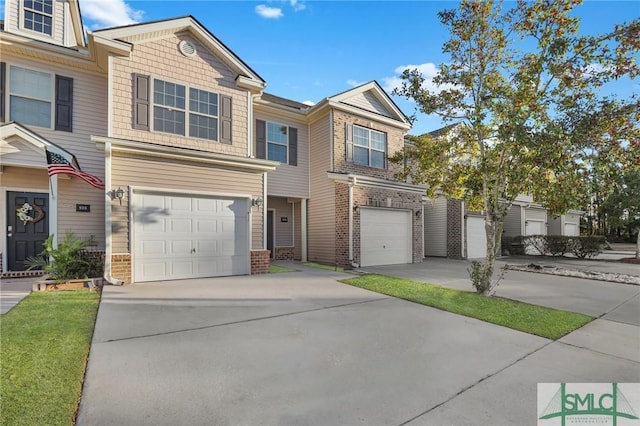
[1,290,100,426]
[269,264,297,273]
[302,262,345,272]
[341,274,593,340]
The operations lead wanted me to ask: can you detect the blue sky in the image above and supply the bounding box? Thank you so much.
[5,0,638,135]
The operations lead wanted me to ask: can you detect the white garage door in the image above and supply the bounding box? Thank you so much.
[466,216,487,258]
[360,208,412,267]
[564,222,579,236]
[525,220,545,236]
[133,192,249,282]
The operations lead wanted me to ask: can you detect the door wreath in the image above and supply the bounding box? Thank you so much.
[16,202,46,226]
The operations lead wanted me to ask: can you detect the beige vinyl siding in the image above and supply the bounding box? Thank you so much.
[548,216,561,235]
[424,197,447,257]
[111,33,249,157]
[2,53,108,247]
[342,91,393,118]
[111,154,263,253]
[255,112,310,198]
[503,205,522,237]
[307,114,336,264]
[1,167,48,189]
[268,196,294,246]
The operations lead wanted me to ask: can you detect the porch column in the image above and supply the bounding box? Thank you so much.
[49,175,58,248]
[301,198,307,262]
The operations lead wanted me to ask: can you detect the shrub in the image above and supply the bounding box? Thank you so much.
[543,235,570,257]
[569,235,606,259]
[25,232,104,280]
[523,234,546,255]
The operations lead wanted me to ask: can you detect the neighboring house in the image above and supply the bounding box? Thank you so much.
[1,0,107,276]
[548,210,583,236]
[502,195,548,238]
[1,0,425,282]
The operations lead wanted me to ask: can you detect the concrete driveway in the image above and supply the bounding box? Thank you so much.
[78,263,639,426]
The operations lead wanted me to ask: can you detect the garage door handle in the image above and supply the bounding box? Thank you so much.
[191,248,196,254]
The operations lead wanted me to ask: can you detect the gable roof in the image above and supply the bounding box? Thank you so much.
[308,81,411,130]
[91,15,265,88]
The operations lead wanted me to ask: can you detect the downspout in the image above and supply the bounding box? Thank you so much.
[348,175,358,268]
[461,200,465,259]
[104,55,122,285]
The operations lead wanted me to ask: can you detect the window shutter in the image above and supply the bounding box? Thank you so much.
[133,74,150,130]
[256,119,266,159]
[345,123,353,161]
[288,127,298,166]
[220,95,232,144]
[54,76,73,132]
[0,62,5,122]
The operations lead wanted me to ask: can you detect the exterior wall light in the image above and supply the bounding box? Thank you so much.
[252,196,264,207]
[107,187,125,205]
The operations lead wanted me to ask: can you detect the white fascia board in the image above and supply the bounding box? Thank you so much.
[236,75,266,93]
[327,101,412,130]
[253,101,308,122]
[92,135,279,173]
[328,172,426,194]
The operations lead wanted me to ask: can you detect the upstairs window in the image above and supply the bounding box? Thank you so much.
[346,124,387,169]
[153,79,186,136]
[267,122,288,163]
[9,65,52,128]
[189,88,218,141]
[23,0,53,36]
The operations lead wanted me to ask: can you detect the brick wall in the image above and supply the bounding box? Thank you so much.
[446,199,463,259]
[274,247,294,261]
[251,250,270,274]
[111,254,132,284]
[332,110,406,180]
[334,183,424,267]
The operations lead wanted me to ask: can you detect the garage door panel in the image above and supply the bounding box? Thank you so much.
[134,193,249,282]
[360,208,412,267]
[466,216,487,259]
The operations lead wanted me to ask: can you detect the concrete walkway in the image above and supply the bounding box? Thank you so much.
[0,277,34,314]
[77,263,639,425]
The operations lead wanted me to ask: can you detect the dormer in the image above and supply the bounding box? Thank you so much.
[2,0,85,48]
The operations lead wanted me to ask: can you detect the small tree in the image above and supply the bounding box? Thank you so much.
[26,232,103,281]
[392,0,639,294]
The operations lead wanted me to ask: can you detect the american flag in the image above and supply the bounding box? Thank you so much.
[46,150,105,190]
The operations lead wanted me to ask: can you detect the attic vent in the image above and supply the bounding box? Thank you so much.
[178,40,197,57]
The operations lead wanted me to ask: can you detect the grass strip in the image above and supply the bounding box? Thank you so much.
[1,290,100,426]
[341,274,593,340]
[302,262,345,272]
[269,264,298,273]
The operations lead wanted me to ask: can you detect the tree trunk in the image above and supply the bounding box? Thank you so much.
[636,227,639,259]
[471,212,504,296]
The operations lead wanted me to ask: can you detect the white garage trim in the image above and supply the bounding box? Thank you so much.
[360,207,412,267]
[130,187,251,282]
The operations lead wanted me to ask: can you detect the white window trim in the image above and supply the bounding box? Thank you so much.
[352,124,387,169]
[188,87,220,141]
[266,121,289,163]
[150,77,221,142]
[20,0,55,39]
[8,64,55,130]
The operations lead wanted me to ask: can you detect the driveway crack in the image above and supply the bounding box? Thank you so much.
[102,297,389,343]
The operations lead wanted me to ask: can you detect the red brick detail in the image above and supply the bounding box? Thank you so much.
[334,183,424,268]
[446,199,463,259]
[274,247,295,261]
[251,250,270,274]
[111,254,132,284]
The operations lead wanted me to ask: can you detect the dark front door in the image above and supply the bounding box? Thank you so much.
[267,210,274,259]
[7,192,49,271]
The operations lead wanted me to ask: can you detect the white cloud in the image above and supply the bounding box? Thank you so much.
[290,0,306,12]
[256,4,284,19]
[80,0,143,28]
[347,79,364,87]
[302,100,315,106]
[382,62,453,95]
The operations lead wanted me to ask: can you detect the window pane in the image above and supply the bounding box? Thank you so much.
[268,143,287,162]
[189,114,218,141]
[10,66,51,100]
[267,123,287,145]
[189,88,218,116]
[371,150,385,169]
[353,126,369,147]
[353,146,369,166]
[154,79,185,110]
[10,96,51,127]
[371,131,386,151]
[154,107,185,135]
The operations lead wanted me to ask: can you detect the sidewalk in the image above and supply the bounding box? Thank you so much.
[0,277,34,314]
